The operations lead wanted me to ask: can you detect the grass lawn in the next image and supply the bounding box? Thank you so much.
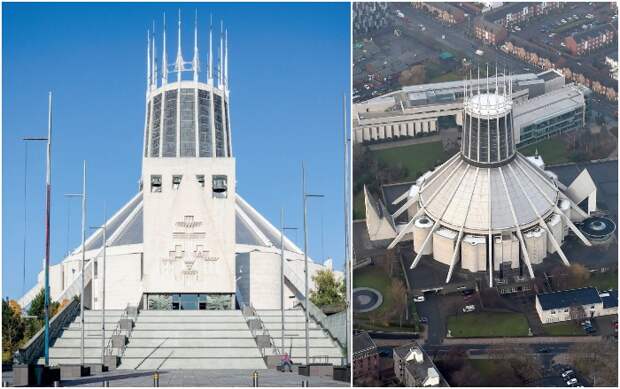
[353,266,393,317]
[430,71,461,83]
[353,191,365,220]
[371,141,448,181]
[588,271,618,291]
[542,321,584,336]
[447,312,530,337]
[519,136,570,165]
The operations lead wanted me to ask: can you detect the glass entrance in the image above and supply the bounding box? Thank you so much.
[145,293,233,310]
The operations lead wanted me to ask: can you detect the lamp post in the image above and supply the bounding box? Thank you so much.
[301,162,324,365]
[65,161,87,366]
[342,93,351,367]
[89,205,107,365]
[279,208,297,352]
[22,92,53,366]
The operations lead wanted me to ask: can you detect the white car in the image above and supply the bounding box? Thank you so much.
[561,370,574,378]
[566,378,578,386]
[462,305,475,313]
[413,296,425,303]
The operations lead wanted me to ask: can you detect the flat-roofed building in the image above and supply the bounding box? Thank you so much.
[535,287,618,324]
[353,70,588,146]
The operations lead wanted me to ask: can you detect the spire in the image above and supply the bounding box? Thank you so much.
[147,29,151,91]
[193,10,199,82]
[219,20,224,88]
[152,21,157,90]
[224,28,228,90]
[162,13,168,85]
[176,9,183,81]
[208,14,213,85]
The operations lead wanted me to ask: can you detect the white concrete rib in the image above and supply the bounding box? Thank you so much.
[508,162,570,266]
[388,158,465,250]
[498,166,535,279]
[446,167,480,283]
[392,194,418,220]
[515,155,591,247]
[488,169,493,288]
[411,164,472,269]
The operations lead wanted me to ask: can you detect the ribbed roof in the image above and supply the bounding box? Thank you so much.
[418,153,559,233]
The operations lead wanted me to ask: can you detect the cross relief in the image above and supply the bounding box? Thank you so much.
[161,215,220,280]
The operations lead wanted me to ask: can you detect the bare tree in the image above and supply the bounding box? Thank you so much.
[389,279,408,327]
[569,304,587,324]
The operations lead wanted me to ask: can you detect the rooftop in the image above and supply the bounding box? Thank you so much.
[353,332,377,357]
[394,343,449,387]
[537,287,602,310]
[513,84,585,130]
[600,290,618,309]
[484,2,534,22]
[569,23,616,42]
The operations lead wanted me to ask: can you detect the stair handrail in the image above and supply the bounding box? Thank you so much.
[250,305,281,357]
[14,298,80,365]
[104,303,135,358]
[237,287,281,358]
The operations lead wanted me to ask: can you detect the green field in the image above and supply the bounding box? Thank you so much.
[542,321,584,336]
[353,266,393,316]
[588,271,618,291]
[371,141,448,181]
[430,71,461,83]
[519,136,570,165]
[447,312,530,337]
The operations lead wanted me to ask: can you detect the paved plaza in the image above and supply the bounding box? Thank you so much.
[2,369,348,387]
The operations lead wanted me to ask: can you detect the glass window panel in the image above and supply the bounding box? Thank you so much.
[214,94,225,157]
[180,88,196,157]
[150,94,162,157]
[198,90,212,157]
[163,90,178,157]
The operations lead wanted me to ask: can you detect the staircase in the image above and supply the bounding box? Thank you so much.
[118,310,266,370]
[37,309,126,365]
[257,309,344,365]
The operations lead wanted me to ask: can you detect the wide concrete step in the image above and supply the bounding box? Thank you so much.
[256,310,305,317]
[131,322,250,330]
[122,347,262,358]
[55,329,123,338]
[53,338,115,347]
[271,357,345,365]
[285,348,344,358]
[266,329,329,337]
[262,322,320,330]
[138,310,242,317]
[259,316,308,323]
[49,348,111,358]
[271,337,337,347]
[68,322,137,330]
[128,330,254,338]
[119,357,267,370]
[136,316,246,324]
[126,338,259,348]
[83,310,125,316]
[38,357,108,366]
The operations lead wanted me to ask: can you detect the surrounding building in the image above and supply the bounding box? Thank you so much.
[536,287,618,324]
[474,16,508,45]
[564,24,617,56]
[483,2,563,27]
[17,14,344,369]
[393,342,449,387]
[353,2,389,36]
[606,54,618,80]
[353,332,380,385]
[364,71,599,287]
[414,2,466,25]
[353,70,590,147]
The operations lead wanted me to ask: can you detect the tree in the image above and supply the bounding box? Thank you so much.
[389,278,408,327]
[2,299,25,363]
[569,304,587,324]
[309,269,345,308]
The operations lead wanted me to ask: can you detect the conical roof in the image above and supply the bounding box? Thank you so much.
[418,153,559,233]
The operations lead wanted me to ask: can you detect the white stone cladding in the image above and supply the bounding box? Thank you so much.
[432,228,457,265]
[524,227,547,265]
[493,233,519,270]
[461,235,487,273]
[546,214,564,253]
[413,217,434,256]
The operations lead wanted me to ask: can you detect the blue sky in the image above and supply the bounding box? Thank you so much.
[2,2,350,300]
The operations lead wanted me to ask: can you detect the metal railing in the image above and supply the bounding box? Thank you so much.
[237,288,280,358]
[14,299,80,365]
[103,304,137,359]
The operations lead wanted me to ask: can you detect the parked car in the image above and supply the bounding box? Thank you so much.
[420,317,429,324]
[413,295,425,303]
[462,305,475,313]
[538,347,550,353]
[566,378,578,386]
[561,369,575,378]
